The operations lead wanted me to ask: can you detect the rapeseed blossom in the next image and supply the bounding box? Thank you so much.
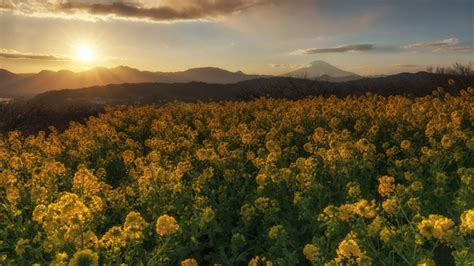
[0,92,472,265]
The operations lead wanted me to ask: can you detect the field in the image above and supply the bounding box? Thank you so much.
[0,88,473,265]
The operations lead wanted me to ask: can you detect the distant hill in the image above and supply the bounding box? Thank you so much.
[0,66,268,97]
[31,72,472,105]
[283,60,361,81]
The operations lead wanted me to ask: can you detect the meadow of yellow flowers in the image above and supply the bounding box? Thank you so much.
[0,88,473,265]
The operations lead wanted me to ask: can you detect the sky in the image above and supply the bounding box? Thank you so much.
[0,0,473,75]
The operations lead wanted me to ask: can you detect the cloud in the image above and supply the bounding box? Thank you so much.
[402,38,458,49]
[434,45,474,52]
[392,64,418,67]
[291,44,374,55]
[269,63,302,69]
[269,63,286,68]
[2,0,280,22]
[0,1,14,10]
[0,49,72,61]
[401,38,474,53]
[222,1,389,41]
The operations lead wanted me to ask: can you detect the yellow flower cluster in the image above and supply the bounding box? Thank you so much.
[0,90,472,265]
[100,211,146,258]
[303,243,320,262]
[337,238,363,258]
[33,192,95,249]
[330,233,373,265]
[155,214,179,236]
[319,199,375,221]
[69,249,99,266]
[72,166,103,196]
[181,258,198,266]
[101,226,125,253]
[267,225,285,240]
[123,211,147,240]
[418,214,455,241]
[460,209,474,234]
[378,175,395,197]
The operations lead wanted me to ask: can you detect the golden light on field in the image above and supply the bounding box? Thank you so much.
[76,44,95,62]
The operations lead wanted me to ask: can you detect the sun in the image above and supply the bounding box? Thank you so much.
[76,45,95,62]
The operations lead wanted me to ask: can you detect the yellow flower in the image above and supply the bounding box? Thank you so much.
[312,127,325,143]
[382,198,399,215]
[124,211,146,240]
[441,135,454,149]
[254,197,272,212]
[200,207,215,226]
[268,225,285,240]
[30,186,48,204]
[32,204,47,223]
[303,142,314,153]
[265,140,281,156]
[15,238,29,256]
[72,231,98,250]
[72,167,101,196]
[346,182,361,198]
[337,238,362,258]
[354,199,375,219]
[378,175,395,197]
[101,226,126,251]
[241,133,253,145]
[6,187,20,203]
[321,205,337,219]
[87,195,104,213]
[196,148,218,161]
[246,151,256,161]
[460,209,474,234]
[303,243,320,262]
[9,156,21,170]
[417,258,435,266]
[51,252,68,266]
[337,204,354,221]
[256,174,267,190]
[418,214,455,241]
[367,216,383,237]
[400,140,411,150]
[407,197,421,212]
[147,151,161,162]
[355,138,370,152]
[32,192,93,249]
[248,256,260,266]
[380,227,395,243]
[122,150,135,165]
[69,250,99,266]
[156,214,179,236]
[181,258,198,266]
[410,181,424,192]
[240,204,256,222]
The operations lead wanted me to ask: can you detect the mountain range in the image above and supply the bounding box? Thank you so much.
[0,66,270,97]
[0,61,360,97]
